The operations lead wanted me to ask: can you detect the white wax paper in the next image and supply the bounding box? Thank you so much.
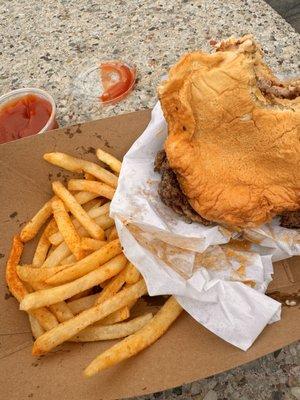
[110,103,300,350]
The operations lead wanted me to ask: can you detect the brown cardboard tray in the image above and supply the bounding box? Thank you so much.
[0,110,299,400]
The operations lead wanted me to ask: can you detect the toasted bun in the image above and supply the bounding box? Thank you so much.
[158,35,300,228]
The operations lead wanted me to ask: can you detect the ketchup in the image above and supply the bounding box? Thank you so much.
[0,94,55,144]
[99,62,135,104]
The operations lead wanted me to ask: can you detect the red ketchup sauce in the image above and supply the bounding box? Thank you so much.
[0,94,56,144]
[99,62,135,104]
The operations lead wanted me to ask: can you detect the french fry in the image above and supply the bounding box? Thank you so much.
[29,308,59,331]
[96,148,122,174]
[20,254,127,310]
[43,152,118,188]
[32,280,147,355]
[52,198,85,260]
[60,254,77,265]
[47,245,57,256]
[29,315,45,339]
[16,264,68,283]
[67,295,131,319]
[42,241,71,268]
[32,234,51,267]
[81,238,106,251]
[84,297,182,376]
[46,239,122,285]
[28,282,77,324]
[7,149,184,379]
[105,226,114,240]
[108,226,118,241]
[52,181,105,240]
[125,262,141,285]
[49,203,111,246]
[94,214,114,230]
[84,172,96,180]
[71,314,153,342]
[99,307,130,325]
[6,236,27,302]
[48,302,74,323]
[20,198,54,242]
[20,192,98,243]
[68,288,93,302]
[68,179,115,200]
[67,293,99,314]
[73,191,99,205]
[6,236,59,331]
[94,265,129,305]
[32,219,57,267]
[89,202,110,218]
[82,199,102,212]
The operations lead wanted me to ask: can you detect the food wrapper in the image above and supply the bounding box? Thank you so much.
[110,103,300,350]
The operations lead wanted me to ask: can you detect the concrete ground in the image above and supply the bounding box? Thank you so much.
[266,0,300,32]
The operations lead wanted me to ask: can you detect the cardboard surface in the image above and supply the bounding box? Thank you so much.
[0,110,299,400]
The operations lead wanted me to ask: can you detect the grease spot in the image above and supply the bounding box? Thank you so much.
[95,133,113,149]
[76,145,96,155]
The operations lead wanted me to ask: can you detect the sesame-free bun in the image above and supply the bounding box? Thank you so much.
[158,35,300,228]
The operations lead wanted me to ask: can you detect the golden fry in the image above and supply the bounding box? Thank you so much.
[52,198,85,260]
[29,315,45,339]
[71,314,153,342]
[96,148,122,174]
[99,307,130,325]
[60,254,77,265]
[32,219,57,267]
[94,214,114,230]
[52,181,105,240]
[20,254,127,310]
[20,198,54,242]
[46,239,122,285]
[84,172,96,181]
[108,226,118,241]
[6,236,58,331]
[84,297,182,376]
[49,302,74,322]
[32,280,147,355]
[125,262,141,285]
[73,191,99,205]
[68,179,115,200]
[94,264,129,305]
[68,288,93,302]
[67,293,99,314]
[49,202,110,246]
[42,241,71,268]
[16,264,67,283]
[81,238,106,251]
[43,152,118,188]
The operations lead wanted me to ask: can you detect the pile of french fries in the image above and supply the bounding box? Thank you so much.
[6,148,182,377]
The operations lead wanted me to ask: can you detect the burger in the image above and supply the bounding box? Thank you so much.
[155,35,300,229]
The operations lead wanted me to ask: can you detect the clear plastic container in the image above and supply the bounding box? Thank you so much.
[0,87,57,144]
[72,60,136,105]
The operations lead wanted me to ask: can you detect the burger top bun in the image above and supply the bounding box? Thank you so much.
[158,35,300,228]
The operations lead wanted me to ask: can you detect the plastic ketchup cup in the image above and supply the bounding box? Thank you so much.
[0,88,58,144]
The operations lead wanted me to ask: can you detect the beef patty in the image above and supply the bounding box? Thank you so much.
[155,150,300,229]
[154,150,212,225]
[280,211,300,229]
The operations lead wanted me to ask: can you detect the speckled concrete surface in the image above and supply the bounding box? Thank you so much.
[0,1,299,399]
